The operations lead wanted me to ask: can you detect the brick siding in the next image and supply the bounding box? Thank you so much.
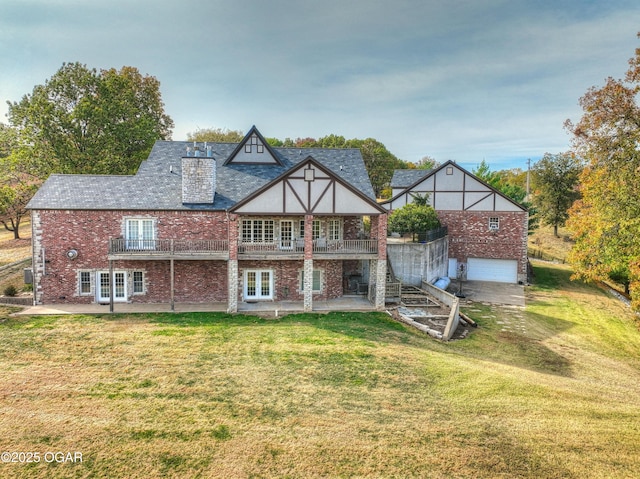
[437,210,528,278]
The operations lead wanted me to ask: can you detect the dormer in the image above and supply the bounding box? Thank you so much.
[223,125,283,166]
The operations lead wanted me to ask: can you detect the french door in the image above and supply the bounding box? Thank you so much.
[97,271,127,302]
[280,220,293,250]
[126,219,154,250]
[244,270,273,300]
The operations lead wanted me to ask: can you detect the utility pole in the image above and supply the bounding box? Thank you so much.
[526,158,531,200]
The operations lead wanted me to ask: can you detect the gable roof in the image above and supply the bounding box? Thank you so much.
[390,169,430,188]
[231,156,386,215]
[27,128,376,211]
[223,125,283,166]
[383,160,526,212]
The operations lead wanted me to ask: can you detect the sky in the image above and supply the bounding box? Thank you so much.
[1,0,639,171]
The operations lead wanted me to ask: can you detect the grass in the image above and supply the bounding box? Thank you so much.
[1,263,640,478]
[528,224,574,263]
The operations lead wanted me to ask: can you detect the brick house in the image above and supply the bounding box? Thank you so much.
[27,126,388,312]
[384,161,528,284]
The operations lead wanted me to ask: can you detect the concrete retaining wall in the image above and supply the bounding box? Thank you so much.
[387,237,448,286]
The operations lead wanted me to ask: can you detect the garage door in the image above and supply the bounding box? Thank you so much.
[467,258,518,283]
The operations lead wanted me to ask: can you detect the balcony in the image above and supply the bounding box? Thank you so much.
[108,239,229,260]
[108,238,379,261]
[238,239,379,259]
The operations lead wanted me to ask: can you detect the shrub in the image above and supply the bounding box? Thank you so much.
[3,285,18,297]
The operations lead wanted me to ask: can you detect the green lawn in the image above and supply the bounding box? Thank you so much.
[1,262,639,478]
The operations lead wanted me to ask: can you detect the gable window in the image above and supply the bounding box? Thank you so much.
[242,219,274,243]
[133,271,144,294]
[245,134,264,154]
[446,166,454,175]
[300,269,322,293]
[126,218,155,249]
[489,217,500,231]
[328,219,342,241]
[79,271,92,295]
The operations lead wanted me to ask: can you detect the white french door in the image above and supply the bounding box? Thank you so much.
[126,219,155,250]
[244,270,273,300]
[97,271,127,302]
[280,220,293,250]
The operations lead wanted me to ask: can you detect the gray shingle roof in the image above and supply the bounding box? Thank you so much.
[28,140,376,210]
[390,169,430,189]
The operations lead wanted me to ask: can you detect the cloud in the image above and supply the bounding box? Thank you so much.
[1,0,640,169]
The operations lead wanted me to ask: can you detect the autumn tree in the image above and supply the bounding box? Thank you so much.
[565,33,640,308]
[531,152,582,237]
[0,136,40,239]
[7,62,174,177]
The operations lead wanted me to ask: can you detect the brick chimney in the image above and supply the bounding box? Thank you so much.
[181,154,216,204]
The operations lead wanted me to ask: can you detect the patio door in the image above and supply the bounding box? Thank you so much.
[97,271,127,302]
[244,270,273,300]
[280,220,293,250]
[126,219,154,250]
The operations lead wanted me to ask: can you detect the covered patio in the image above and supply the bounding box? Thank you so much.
[15,296,375,316]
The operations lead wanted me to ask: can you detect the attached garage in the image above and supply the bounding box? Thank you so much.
[467,258,518,283]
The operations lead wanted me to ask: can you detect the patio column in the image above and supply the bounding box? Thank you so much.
[375,214,388,310]
[170,259,175,312]
[303,214,314,312]
[109,260,114,313]
[228,214,239,313]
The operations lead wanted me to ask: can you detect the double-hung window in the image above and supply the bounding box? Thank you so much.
[300,269,322,293]
[489,217,500,231]
[79,271,92,295]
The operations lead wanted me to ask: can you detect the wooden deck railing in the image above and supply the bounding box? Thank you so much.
[238,239,378,255]
[110,238,379,257]
[109,239,228,256]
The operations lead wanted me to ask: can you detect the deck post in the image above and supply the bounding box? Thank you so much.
[170,258,175,311]
[109,260,114,313]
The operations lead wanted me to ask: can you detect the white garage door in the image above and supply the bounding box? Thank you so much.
[467,258,518,283]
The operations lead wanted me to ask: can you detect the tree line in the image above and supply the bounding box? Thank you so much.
[2,36,640,312]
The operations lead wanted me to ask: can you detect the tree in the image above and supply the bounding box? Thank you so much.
[187,127,244,143]
[388,203,440,242]
[565,33,640,309]
[473,160,537,234]
[7,62,174,177]
[0,153,40,239]
[0,125,39,239]
[413,156,437,170]
[531,152,582,237]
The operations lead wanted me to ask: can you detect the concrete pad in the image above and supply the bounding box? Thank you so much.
[15,297,374,316]
[449,280,525,307]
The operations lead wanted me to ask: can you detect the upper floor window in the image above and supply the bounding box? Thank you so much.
[126,218,155,249]
[328,219,342,241]
[242,219,274,242]
[299,219,321,240]
[489,217,500,231]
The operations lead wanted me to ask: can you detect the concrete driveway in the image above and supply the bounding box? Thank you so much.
[448,280,525,307]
